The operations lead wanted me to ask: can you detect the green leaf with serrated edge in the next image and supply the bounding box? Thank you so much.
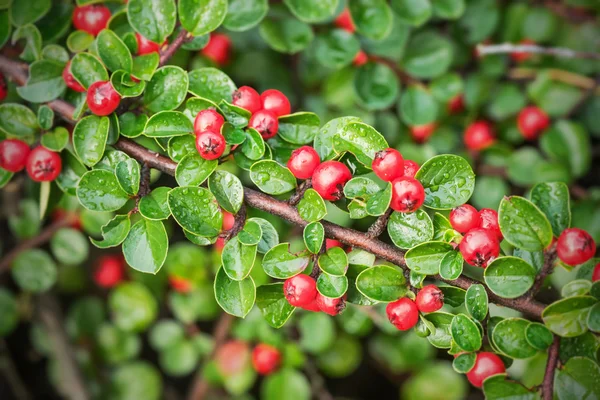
[16,59,65,103]
[542,296,597,337]
[256,283,296,329]
[484,257,536,299]
[315,116,361,161]
[530,182,571,237]
[91,214,131,249]
[70,52,108,89]
[175,153,218,187]
[562,279,592,298]
[67,30,93,53]
[97,29,132,73]
[452,353,476,374]
[218,99,250,128]
[262,243,310,279]
[482,374,539,400]
[122,218,168,274]
[179,0,227,36]
[277,112,320,145]
[524,323,553,351]
[334,122,388,167]
[465,284,488,321]
[41,127,68,152]
[354,62,399,111]
[221,236,257,281]
[314,29,360,69]
[343,177,380,199]
[138,187,171,220]
[168,187,222,237]
[238,220,262,246]
[451,314,482,352]
[143,66,189,113]
[111,70,146,98]
[318,247,348,276]
[73,115,109,167]
[250,160,297,195]
[303,222,324,254]
[387,209,433,249]
[317,273,348,298]
[390,0,432,26]
[250,217,279,254]
[241,127,265,160]
[422,312,453,348]
[11,249,56,293]
[127,0,176,43]
[208,170,244,214]
[222,123,246,145]
[366,183,392,216]
[438,286,465,307]
[188,68,236,103]
[223,0,267,31]
[405,241,453,275]
[355,265,407,302]
[214,267,255,318]
[168,135,195,162]
[132,52,159,81]
[259,17,314,54]
[349,0,393,40]
[77,170,130,212]
[298,189,327,223]
[415,155,475,210]
[492,318,537,359]
[115,159,140,196]
[284,0,338,23]
[498,196,553,251]
[346,264,377,306]
[0,103,39,137]
[587,303,600,333]
[439,251,463,280]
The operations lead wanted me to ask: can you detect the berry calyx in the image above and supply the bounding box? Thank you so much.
[169,276,193,293]
[410,123,436,143]
[202,33,232,65]
[517,105,550,140]
[464,121,495,151]
[448,94,465,114]
[0,72,6,101]
[449,204,480,233]
[252,344,281,375]
[466,352,506,388]
[316,294,346,316]
[556,228,596,266]
[249,109,279,139]
[94,255,125,288]
[72,5,111,36]
[312,161,352,201]
[459,228,500,267]
[415,285,444,313]
[353,50,368,67]
[511,39,535,63]
[386,297,419,331]
[62,61,86,93]
[196,131,225,160]
[260,89,291,117]
[135,32,162,55]
[283,274,317,307]
[194,109,225,135]
[403,160,419,178]
[87,81,121,116]
[479,208,503,240]
[25,146,62,182]
[232,86,262,114]
[334,8,355,33]
[222,211,235,231]
[592,263,600,282]
[390,177,425,213]
[0,139,30,172]
[287,146,321,180]
[372,148,404,182]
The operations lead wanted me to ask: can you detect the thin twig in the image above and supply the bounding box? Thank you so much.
[138,162,151,197]
[288,179,312,206]
[159,29,193,67]
[477,43,600,60]
[542,336,560,400]
[530,245,558,298]
[366,209,392,239]
[304,359,334,400]
[509,68,600,93]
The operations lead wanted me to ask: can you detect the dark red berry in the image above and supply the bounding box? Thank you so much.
[410,123,436,143]
[450,204,480,233]
[479,208,503,240]
[556,228,596,266]
[252,344,281,375]
[87,81,121,116]
[372,148,404,182]
[249,109,279,139]
[390,177,425,213]
[448,94,464,114]
[334,8,355,33]
[94,255,125,288]
[316,294,346,316]
[232,86,262,114]
[260,89,291,117]
[287,146,320,180]
[72,5,111,36]
[353,50,368,67]
[464,121,495,151]
[386,297,419,331]
[415,285,444,313]
[325,239,343,249]
[312,160,352,201]
[196,131,225,160]
[135,32,162,55]
[169,276,193,293]
[62,61,86,93]
[467,352,506,388]
[403,160,419,178]
[221,211,235,231]
[459,228,500,267]
[25,146,62,182]
[0,139,30,172]
[202,33,231,65]
[592,263,600,282]
[0,72,6,101]
[517,105,549,140]
[284,275,317,307]
[511,39,535,63]
[194,109,225,135]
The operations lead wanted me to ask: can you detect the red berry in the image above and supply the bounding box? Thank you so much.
[479,208,503,240]
[449,204,481,233]
[248,109,279,139]
[353,50,368,67]
[62,61,86,93]
[87,81,121,116]
[517,106,550,140]
[511,39,535,63]
[390,177,425,213]
[94,255,124,288]
[195,131,225,160]
[0,139,30,172]
[287,146,320,180]
[556,228,596,266]
[410,123,436,143]
[202,33,232,65]
[135,32,162,55]
[25,146,62,182]
[459,228,500,267]
[312,161,352,201]
[386,297,419,331]
[222,211,235,231]
[216,341,250,376]
[325,239,343,250]
[372,148,404,182]
[464,121,495,151]
[592,263,600,282]
[169,276,193,293]
[194,109,225,135]
[403,160,419,178]
[284,274,317,307]
[415,285,444,313]
[466,352,506,388]
[0,72,6,101]
[316,294,346,316]
[334,8,355,33]
[260,89,291,117]
[214,237,226,252]
[232,86,262,114]
[300,298,321,312]
[72,5,111,36]
[252,344,281,375]
[448,94,465,114]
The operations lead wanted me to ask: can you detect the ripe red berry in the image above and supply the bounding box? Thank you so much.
[169,276,193,293]
[260,89,291,117]
[222,211,235,231]
[216,341,250,376]
[135,32,162,55]
[287,146,320,180]
[300,298,320,312]
[372,148,404,182]
[0,139,30,172]
[415,285,444,313]
[214,237,226,252]
[410,123,436,143]
[556,228,596,266]
[94,255,125,288]
[0,72,6,101]
[232,86,262,114]
[72,5,111,36]
[334,8,355,33]
[202,33,232,65]
[325,239,343,249]
[316,294,346,316]
[517,105,550,140]
[390,177,425,213]
[284,274,317,307]
[459,228,500,267]
[449,204,481,233]
[386,297,419,331]
[252,344,281,375]
[248,109,279,139]
[353,50,368,67]
[312,160,352,201]
[403,160,419,178]
[196,131,225,160]
[448,94,465,114]
[87,81,121,116]
[62,61,86,93]
[194,109,225,135]
[511,39,535,63]
[592,263,600,282]
[464,121,495,151]
[466,352,506,388]
[25,146,62,182]
[479,208,503,240]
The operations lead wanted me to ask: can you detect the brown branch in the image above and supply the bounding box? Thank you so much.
[542,336,560,400]
[477,43,600,60]
[288,179,312,206]
[221,203,247,240]
[304,359,334,400]
[509,68,600,93]
[139,162,151,197]
[368,55,419,85]
[159,29,192,67]
[530,245,558,298]
[366,209,392,239]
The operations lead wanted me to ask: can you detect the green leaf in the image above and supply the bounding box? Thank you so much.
[530,182,571,237]
[540,120,591,178]
[241,128,265,160]
[116,159,140,196]
[587,303,600,333]
[179,0,227,37]
[73,115,110,167]
[498,196,553,251]
[222,123,246,145]
[484,256,536,299]
[261,368,311,400]
[222,237,257,281]
[415,155,475,210]
[168,135,196,162]
[298,189,327,222]
[349,0,392,40]
[542,296,597,337]
[145,111,193,138]
[451,314,482,352]
[422,312,453,348]
[317,273,348,298]
[97,29,133,73]
[175,153,218,187]
[16,59,65,103]
[284,0,337,23]
[168,186,222,237]
[0,11,10,50]
[399,85,439,126]
[132,53,159,81]
[354,62,399,111]
[214,267,255,318]
[188,68,236,103]
[91,214,131,248]
[0,289,18,336]
[465,284,488,321]
[391,0,432,26]
[366,183,392,216]
[119,113,147,138]
[237,220,262,245]
[37,105,54,131]
[259,17,314,54]
[561,279,592,298]
[555,357,600,400]
[110,70,146,98]
[525,322,554,351]
[387,209,433,249]
[109,282,158,332]
[144,67,189,113]
[314,29,360,69]
[77,170,130,212]
[403,31,453,79]
[250,217,279,254]
[0,103,39,137]
[355,265,407,302]
[256,283,296,328]
[208,170,244,213]
[492,318,538,359]
[0,169,12,189]
[127,0,176,43]
[482,374,539,400]
[70,52,108,89]
[405,241,453,275]
[41,127,68,152]
[123,219,169,274]
[334,122,388,167]
[303,222,324,254]
[11,249,56,292]
[9,0,50,26]
[452,352,476,374]
[12,24,42,62]
[343,177,380,199]
[277,112,320,145]
[314,116,361,161]
[56,151,87,196]
[223,0,267,31]
[219,99,251,128]
[262,243,310,279]
[250,160,297,195]
[318,247,348,276]
[66,30,94,53]
[139,187,171,220]
[50,228,89,266]
[438,250,463,280]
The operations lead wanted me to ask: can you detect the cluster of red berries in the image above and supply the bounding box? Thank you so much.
[449,205,502,267]
[333,9,368,67]
[0,140,62,182]
[283,274,346,316]
[94,254,126,288]
[386,284,444,331]
[201,33,232,66]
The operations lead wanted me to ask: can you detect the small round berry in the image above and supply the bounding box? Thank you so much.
[459,228,500,267]
[232,86,262,114]
[287,146,320,180]
[0,72,7,101]
[592,263,600,282]
[135,32,162,55]
[511,39,535,63]
[260,89,291,117]
[410,123,436,143]
[415,285,444,313]
[372,148,404,182]
[214,237,226,252]
[353,50,368,67]
[556,228,596,266]
[249,109,279,139]
[312,161,352,201]
[284,274,317,307]
[334,8,355,33]
[169,276,193,293]
[517,105,550,140]
[202,33,232,65]
[316,294,346,316]
[403,160,419,178]
[72,5,111,36]
[94,255,124,288]
[26,146,62,182]
[300,298,321,312]
[325,239,343,249]
[62,61,86,93]
[87,81,121,116]
[390,177,425,213]
[386,297,419,331]
[196,131,225,160]
[479,208,503,240]
[222,211,235,231]
[466,352,506,388]
[252,344,281,375]
[194,109,225,135]
[450,204,481,233]
[464,121,495,151]
[0,139,30,172]
[448,94,464,114]
[216,341,250,376]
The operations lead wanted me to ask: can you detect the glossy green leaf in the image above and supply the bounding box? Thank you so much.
[16,59,65,103]
[139,187,171,220]
[284,0,337,22]
[387,209,434,249]
[587,303,600,333]
[492,318,538,359]
[219,99,251,128]
[70,52,108,89]
[422,312,453,348]
[318,247,348,276]
[525,322,553,351]
[555,357,600,400]
[237,220,262,246]
[116,159,140,196]
[317,273,348,298]
[66,30,94,53]
[50,228,89,266]
[540,121,591,178]
[145,111,193,138]
[12,24,42,62]
[452,352,476,374]
[214,267,255,318]
[403,31,453,79]
[484,256,536,299]
[530,182,571,237]
[123,218,168,274]
[168,135,196,162]
[250,217,279,254]
[143,67,189,113]
[56,151,87,196]
[188,68,236,103]
[562,279,592,298]
[303,222,324,254]
[354,62,399,110]
[334,122,388,167]
[250,160,297,195]
[277,112,319,145]
[355,265,407,302]
[262,369,311,400]
[241,128,265,160]
[179,0,227,37]
[465,284,488,321]
[0,103,39,137]
[259,17,314,54]
[222,236,257,280]
[175,153,218,187]
[9,0,50,26]
[223,0,267,31]
[127,0,176,43]
[482,374,539,400]
[11,249,56,293]
[167,186,222,237]
[41,127,68,152]
[208,170,244,213]
[399,85,439,126]
[262,243,310,279]
[91,214,131,249]
[439,251,463,280]
[119,113,147,139]
[314,29,360,69]
[405,241,453,275]
[109,282,158,332]
[77,170,130,212]
[498,196,553,251]
[391,0,432,26]
[97,29,132,72]
[415,155,475,210]
[314,116,361,161]
[256,283,296,328]
[110,70,146,98]
[298,189,327,222]
[73,115,110,167]
[349,0,392,40]
[132,52,159,81]
[366,183,392,216]
[451,314,482,352]
[542,296,597,337]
